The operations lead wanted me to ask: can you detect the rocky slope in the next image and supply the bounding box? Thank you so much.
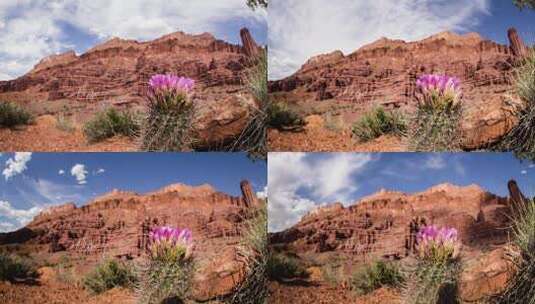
[270,181,525,302]
[269,28,531,149]
[0,28,262,149]
[0,180,262,301]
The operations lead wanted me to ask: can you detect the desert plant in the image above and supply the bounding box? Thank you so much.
[83,108,140,143]
[229,50,268,159]
[247,0,268,9]
[352,106,406,142]
[495,198,535,304]
[496,51,535,157]
[410,74,463,151]
[83,259,137,294]
[267,253,309,282]
[0,102,33,128]
[0,252,38,282]
[267,102,306,130]
[514,0,535,10]
[227,205,269,304]
[56,113,75,132]
[321,261,343,287]
[137,226,195,304]
[350,260,404,295]
[141,74,196,151]
[403,225,462,304]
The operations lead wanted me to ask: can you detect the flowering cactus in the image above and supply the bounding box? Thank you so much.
[142,74,197,151]
[147,74,195,110]
[148,226,193,263]
[416,74,462,111]
[416,225,460,264]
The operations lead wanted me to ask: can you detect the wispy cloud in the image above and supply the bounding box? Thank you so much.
[425,154,446,170]
[0,200,42,228]
[0,0,266,80]
[269,0,490,79]
[3,152,32,180]
[268,153,373,232]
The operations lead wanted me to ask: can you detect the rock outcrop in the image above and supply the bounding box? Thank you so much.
[0,180,261,301]
[270,181,522,301]
[270,29,531,149]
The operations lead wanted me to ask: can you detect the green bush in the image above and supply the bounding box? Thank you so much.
[0,102,33,128]
[83,259,137,294]
[230,50,268,159]
[495,199,535,304]
[267,102,306,130]
[228,206,269,304]
[352,106,407,142]
[496,51,535,156]
[268,253,309,282]
[83,108,140,143]
[350,260,404,295]
[0,253,38,282]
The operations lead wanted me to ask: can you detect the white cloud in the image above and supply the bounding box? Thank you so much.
[95,168,105,175]
[268,153,372,232]
[3,152,32,180]
[0,0,265,80]
[0,221,16,232]
[71,164,88,185]
[257,186,268,199]
[0,200,42,228]
[269,0,490,79]
[521,170,528,175]
[425,155,446,170]
[58,169,65,175]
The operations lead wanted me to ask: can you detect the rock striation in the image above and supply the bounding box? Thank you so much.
[0,180,262,301]
[270,29,531,149]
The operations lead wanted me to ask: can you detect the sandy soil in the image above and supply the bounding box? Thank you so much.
[0,267,135,304]
[269,281,400,304]
[268,115,407,152]
[0,115,138,152]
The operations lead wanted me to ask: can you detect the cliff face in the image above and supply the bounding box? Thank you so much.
[270,183,512,261]
[0,28,261,104]
[0,180,261,301]
[270,28,531,149]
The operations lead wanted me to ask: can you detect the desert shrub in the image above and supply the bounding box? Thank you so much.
[0,253,38,282]
[495,51,535,157]
[267,102,306,130]
[137,226,195,304]
[321,261,342,287]
[495,198,535,304]
[83,108,140,143]
[267,253,308,282]
[229,50,268,159]
[350,260,404,295]
[403,225,462,304]
[410,74,463,151]
[514,0,535,10]
[227,206,269,304]
[56,113,75,132]
[352,106,406,142]
[141,75,196,151]
[83,259,137,294]
[0,102,33,128]
[324,112,345,132]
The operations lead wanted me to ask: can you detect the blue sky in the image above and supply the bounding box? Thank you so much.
[269,0,535,79]
[268,153,535,231]
[0,1,267,80]
[0,152,267,232]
